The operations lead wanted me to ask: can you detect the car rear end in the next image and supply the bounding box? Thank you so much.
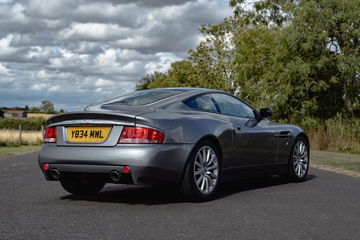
[38,111,193,186]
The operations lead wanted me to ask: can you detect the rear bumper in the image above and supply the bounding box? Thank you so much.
[38,143,194,184]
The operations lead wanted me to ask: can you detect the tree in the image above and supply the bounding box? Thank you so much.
[29,106,41,113]
[229,0,360,119]
[138,0,360,122]
[40,100,55,114]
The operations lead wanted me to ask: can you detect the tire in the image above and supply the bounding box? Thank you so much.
[60,177,105,195]
[181,140,221,201]
[287,136,310,182]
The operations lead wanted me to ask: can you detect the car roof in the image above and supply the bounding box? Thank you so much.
[86,87,228,111]
[150,87,225,93]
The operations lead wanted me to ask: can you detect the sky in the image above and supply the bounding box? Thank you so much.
[0,0,232,111]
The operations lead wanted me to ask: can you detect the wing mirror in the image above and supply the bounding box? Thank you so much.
[259,108,273,119]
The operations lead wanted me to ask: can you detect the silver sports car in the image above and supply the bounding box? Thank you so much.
[39,88,310,201]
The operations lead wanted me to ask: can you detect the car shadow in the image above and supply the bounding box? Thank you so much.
[60,174,316,205]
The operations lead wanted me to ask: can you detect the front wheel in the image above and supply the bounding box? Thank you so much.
[288,137,310,182]
[60,177,105,195]
[181,140,220,201]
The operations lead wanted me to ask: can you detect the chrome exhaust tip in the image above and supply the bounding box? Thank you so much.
[110,170,121,182]
[50,169,61,180]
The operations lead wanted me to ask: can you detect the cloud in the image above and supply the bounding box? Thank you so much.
[0,63,10,75]
[94,79,114,87]
[30,83,48,91]
[0,0,232,110]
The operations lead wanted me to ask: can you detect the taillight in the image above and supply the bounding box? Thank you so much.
[118,127,165,144]
[44,127,57,143]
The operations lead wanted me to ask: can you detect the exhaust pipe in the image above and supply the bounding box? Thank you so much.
[50,169,61,180]
[110,170,121,182]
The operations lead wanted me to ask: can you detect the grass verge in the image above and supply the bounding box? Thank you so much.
[312,150,360,177]
[0,145,40,158]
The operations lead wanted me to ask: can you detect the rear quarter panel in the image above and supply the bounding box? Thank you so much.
[136,109,234,157]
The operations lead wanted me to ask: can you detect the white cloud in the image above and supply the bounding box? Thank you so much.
[0,63,10,75]
[58,23,130,41]
[49,85,60,91]
[30,83,48,91]
[94,78,114,87]
[145,52,181,74]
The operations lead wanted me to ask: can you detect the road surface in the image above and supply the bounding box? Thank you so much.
[1,152,359,239]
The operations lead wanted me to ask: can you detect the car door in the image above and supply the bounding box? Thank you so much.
[211,93,278,168]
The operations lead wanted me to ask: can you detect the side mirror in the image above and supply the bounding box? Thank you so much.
[259,108,273,119]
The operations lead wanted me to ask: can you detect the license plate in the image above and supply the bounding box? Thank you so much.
[67,126,111,143]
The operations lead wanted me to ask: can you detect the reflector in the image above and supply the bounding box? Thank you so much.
[43,163,49,171]
[123,166,130,174]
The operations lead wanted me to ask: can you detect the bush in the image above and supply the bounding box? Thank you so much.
[301,115,360,154]
[0,118,46,131]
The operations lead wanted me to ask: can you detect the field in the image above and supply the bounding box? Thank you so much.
[0,129,43,146]
[27,113,54,119]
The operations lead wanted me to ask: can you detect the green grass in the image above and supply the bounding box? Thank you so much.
[0,145,40,158]
[312,150,360,173]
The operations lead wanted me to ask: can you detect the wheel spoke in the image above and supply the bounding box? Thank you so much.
[200,177,206,190]
[207,164,218,171]
[301,163,307,171]
[206,155,214,167]
[206,149,211,163]
[206,175,215,187]
[208,172,217,180]
[198,152,204,163]
[300,151,307,159]
[301,158,308,164]
[202,149,207,162]
[196,176,203,185]
[204,177,209,192]
[195,161,201,167]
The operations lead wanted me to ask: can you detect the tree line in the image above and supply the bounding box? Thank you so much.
[137,0,360,124]
[0,100,64,117]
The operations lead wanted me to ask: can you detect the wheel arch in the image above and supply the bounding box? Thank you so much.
[296,132,310,151]
[180,134,223,182]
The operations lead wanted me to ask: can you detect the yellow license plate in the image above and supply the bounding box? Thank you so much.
[67,126,111,143]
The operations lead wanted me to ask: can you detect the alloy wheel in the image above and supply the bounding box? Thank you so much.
[293,140,309,178]
[193,146,219,194]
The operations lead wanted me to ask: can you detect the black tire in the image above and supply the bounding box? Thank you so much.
[286,136,310,182]
[181,140,221,201]
[60,177,105,195]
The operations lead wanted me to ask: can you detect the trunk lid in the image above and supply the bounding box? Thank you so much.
[47,110,153,147]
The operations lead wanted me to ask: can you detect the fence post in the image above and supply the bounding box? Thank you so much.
[19,124,22,145]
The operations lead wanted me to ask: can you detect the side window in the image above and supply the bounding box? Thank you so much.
[211,93,255,118]
[184,94,219,113]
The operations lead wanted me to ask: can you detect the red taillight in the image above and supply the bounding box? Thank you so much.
[44,127,57,143]
[118,127,165,144]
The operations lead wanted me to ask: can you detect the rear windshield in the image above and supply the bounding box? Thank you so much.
[105,89,186,106]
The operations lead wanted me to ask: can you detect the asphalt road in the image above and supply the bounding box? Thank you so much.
[1,152,360,240]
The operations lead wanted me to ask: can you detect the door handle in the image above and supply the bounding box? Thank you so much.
[232,124,243,133]
[274,131,292,138]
